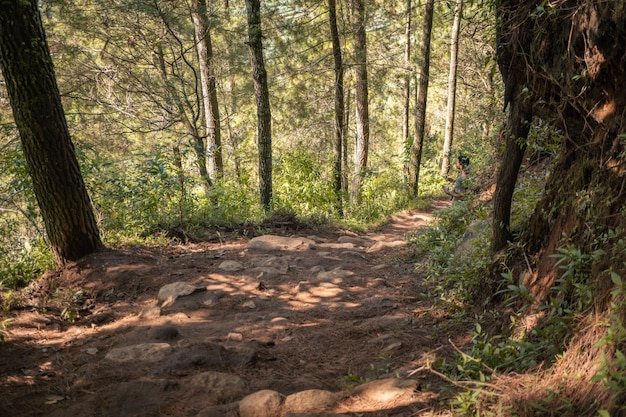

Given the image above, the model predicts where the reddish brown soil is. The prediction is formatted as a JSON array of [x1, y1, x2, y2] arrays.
[[0, 205, 472, 417]]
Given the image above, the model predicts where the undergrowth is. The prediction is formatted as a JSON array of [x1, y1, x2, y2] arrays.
[[444, 232, 626, 416], [408, 199, 492, 306]]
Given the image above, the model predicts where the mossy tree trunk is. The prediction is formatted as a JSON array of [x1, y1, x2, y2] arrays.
[[494, 0, 626, 292], [0, 0, 103, 265]]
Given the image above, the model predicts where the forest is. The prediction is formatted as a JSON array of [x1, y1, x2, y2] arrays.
[[1, 0, 625, 416]]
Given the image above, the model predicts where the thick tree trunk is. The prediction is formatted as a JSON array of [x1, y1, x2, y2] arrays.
[[440, 0, 463, 177], [191, 0, 223, 179], [351, 0, 369, 205], [0, 0, 103, 265], [408, 0, 434, 197], [245, 0, 273, 211], [492, 1, 626, 302], [329, 0, 344, 215]]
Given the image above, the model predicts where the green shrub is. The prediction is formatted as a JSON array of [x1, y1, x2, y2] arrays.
[[409, 201, 491, 305]]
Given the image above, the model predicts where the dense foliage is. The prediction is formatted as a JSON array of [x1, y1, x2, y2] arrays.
[[0, 0, 502, 286]]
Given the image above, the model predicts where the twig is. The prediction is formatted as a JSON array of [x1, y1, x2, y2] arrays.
[[524, 252, 533, 276], [449, 338, 497, 375], [427, 364, 504, 394]]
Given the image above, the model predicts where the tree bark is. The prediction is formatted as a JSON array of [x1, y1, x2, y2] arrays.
[[490, 0, 534, 254], [408, 0, 434, 197], [191, 0, 223, 179], [402, 0, 412, 153], [440, 0, 463, 177], [351, 0, 369, 205], [155, 43, 213, 192], [245, 0, 273, 211], [343, 85, 350, 197], [0, 0, 103, 265], [491, 98, 531, 253], [329, 0, 344, 215]]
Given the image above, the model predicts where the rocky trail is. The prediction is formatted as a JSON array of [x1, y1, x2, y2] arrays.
[[1, 205, 469, 417]]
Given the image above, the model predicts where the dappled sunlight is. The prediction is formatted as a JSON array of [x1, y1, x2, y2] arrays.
[[0, 210, 468, 416]]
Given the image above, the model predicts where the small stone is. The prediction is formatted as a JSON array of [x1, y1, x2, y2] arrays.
[[350, 378, 418, 403], [242, 300, 257, 309], [105, 343, 172, 363], [157, 282, 199, 304], [239, 390, 283, 417], [227, 332, 243, 342], [186, 371, 248, 404], [219, 260, 245, 272], [283, 389, 339, 413]]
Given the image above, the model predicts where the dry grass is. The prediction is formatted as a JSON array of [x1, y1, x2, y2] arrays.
[[466, 314, 617, 417]]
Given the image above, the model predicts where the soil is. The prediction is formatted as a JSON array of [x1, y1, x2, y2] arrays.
[[0, 202, 474, 417]]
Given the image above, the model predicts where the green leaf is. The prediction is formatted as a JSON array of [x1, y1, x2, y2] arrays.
[[611, 272, 622, 286]]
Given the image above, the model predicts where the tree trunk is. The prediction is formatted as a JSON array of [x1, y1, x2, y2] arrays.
[[490, 0, 534, 255], [440, 0, 463, 177], [351, 0, 369, 205], [245, 0, 273, 211], [155, 43, 213, 192], [408, 0, 434, 197], [402, 0, 412, 153], [343, 85, 350, 198], [191, 0, 223, 179], [329, 0, 344, 215], [0, 0, 103, 265], [491, 98, 531, 253]]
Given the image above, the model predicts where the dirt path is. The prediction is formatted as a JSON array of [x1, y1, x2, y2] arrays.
[[1, 206, 466, 417]]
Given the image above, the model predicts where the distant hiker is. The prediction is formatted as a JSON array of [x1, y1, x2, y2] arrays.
[[443, 155, 470, 201]]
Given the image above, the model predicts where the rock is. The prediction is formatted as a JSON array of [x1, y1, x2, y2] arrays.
[[225, 345, 258, 367], [454, 219, 490, 258], [349, 378, 418, 403], [249, 266, 285, 279], [285, 414, 350, 417], [219, 260, 245, 272], [250, 256, 290, 274], [283, 389, 339, 414], [246, 235, 316, 251], [186, 371, 248, 403], [239, 389, 283, 417], [157, 282, 202, 305], [105, 343, 173, 363], [366, 240, 406, 253], [227, 332, 243, 341], [314, 267, 354, 283]]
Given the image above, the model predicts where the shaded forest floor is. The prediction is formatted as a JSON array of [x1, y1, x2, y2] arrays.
[[0, 200, 482, 417]]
